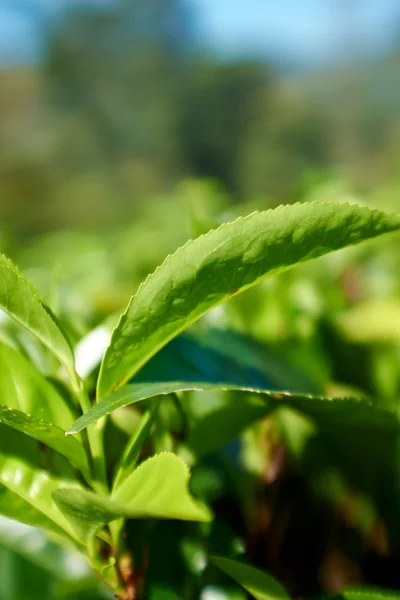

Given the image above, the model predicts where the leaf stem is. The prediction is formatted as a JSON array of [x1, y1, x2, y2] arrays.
[[69, 369, 108, 494]]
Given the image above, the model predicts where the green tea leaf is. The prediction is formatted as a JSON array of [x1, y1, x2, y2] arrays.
[[0, 406, 89, 476], [98, 202, 400, 398], [211, 556, 290, 600], [0, 486, 67, 536], [68, 381, 398, 436], [68, 381, 204, 434], [0, 255, 75, 377], [0, 343, 77, 430], [0, 425, 82, 542], [330, 588, 400, 600], [54, 453, 211, 540]]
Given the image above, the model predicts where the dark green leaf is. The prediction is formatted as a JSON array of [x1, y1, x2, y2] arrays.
[[211, 556, 290, 600]]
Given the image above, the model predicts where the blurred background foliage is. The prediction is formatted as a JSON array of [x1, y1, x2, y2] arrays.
[[2, 0, 400, 599], [1, 0, 400, 236]]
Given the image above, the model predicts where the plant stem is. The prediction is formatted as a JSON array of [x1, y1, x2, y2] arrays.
[[69, 369, 108, 494]]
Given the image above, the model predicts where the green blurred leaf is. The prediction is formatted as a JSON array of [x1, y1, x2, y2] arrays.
[[98, 202, 400, 398], [211, 556, 290, 600], [0, 486, 68, 536], [0, 425, 82, 541], [0, 516, 111, 600], [330, 588, 400, 600], [187, 392, 273, 457], [336, 299, 400, 342], [54, 453, 211, 541], [0, 255, 75, 378], [0, 343, 77, 430], [0, 406, 89, 477], [136, 327, 319, 393]]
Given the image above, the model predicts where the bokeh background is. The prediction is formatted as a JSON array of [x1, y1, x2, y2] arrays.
[[1, 0, 400, 236], [1, 2, 400, 600]]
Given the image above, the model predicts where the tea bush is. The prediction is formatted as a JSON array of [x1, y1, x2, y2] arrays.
[[0, 198, 400, 600]]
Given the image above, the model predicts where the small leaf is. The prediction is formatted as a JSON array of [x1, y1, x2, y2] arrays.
[[0, 406, 89, 476], [0, 255, 75, 377], [97, 202, 400, 398], [211, 556, 290, 600], [54, 453, 211, 540]]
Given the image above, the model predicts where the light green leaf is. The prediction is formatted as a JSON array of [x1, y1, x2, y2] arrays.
[[0, 255, 75, 378], [97, 202, 400, 398], [332, 589, 400, 600], [0, 406, 89, 477], [0, 425, 83, 543], [336, 299, 400, 343], [54, 453, 211, 540], [0, 486, 67, 536], [211, 556, 290, 600], [0, 343, 77, 430]]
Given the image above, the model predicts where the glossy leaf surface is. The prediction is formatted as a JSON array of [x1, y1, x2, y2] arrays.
[[98, 203, 400, 397]]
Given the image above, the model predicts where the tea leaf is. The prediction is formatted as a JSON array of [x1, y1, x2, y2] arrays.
[[0, 256, 75, 377], [0, 407, 89, 476], [98, 203, 400, 398], [54, 453, 211, 540], [0, 343, 77, 430], [68, 381, 399, 436], [211, 556, 290, 600], [0, 425, 83, 542]]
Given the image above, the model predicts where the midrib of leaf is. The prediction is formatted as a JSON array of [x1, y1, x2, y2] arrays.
[[97, 202, 400, 398]]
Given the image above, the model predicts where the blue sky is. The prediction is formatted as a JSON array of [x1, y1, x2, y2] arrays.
[[190, 0, 400, 65], [1, 0, 400, 67]]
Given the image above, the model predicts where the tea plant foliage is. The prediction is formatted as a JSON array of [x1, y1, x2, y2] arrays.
[[0, 255, 76, 381], [211, 556, 291, 600], [0, 201, 399, 598], [98, 202, 400, 398]]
